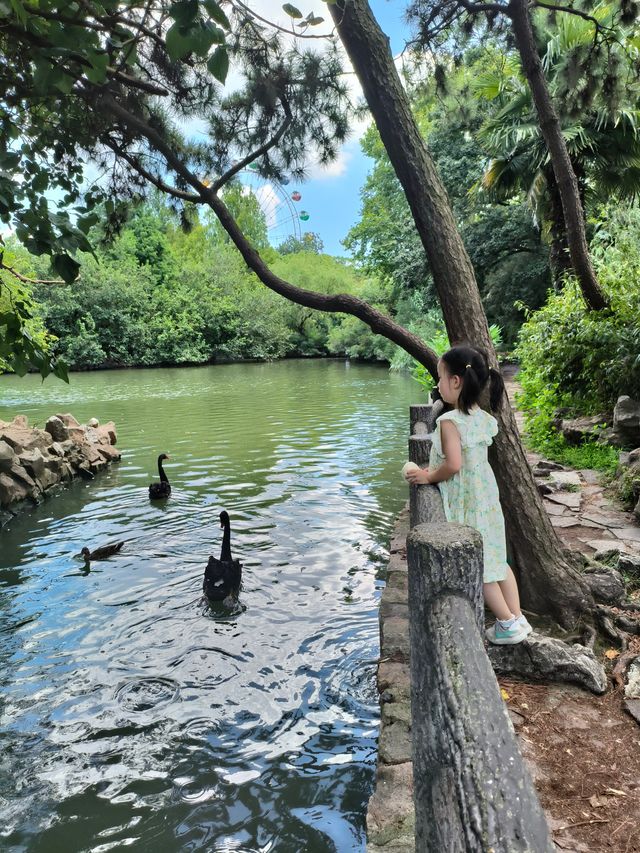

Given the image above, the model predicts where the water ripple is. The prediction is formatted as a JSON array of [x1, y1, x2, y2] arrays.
[[0, 360, 419, 852]]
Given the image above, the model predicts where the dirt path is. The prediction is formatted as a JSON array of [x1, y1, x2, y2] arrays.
[[502, 368, 640, 852]]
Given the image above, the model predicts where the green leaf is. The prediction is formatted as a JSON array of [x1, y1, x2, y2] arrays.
[[207, 46, 229, 83], [166, 22, 195, 60], [31, 170, 49, 193], [190, 21, 224, 56], [77, 212, 99, 233], [307, 15, 324, 25], [8, 0, 28, 25], [54, 72, 76, 94], [203, 0, 230, 29], [0, 150, 20, 168], [32, 59, 53, 94], [85, 49, 109, 83], [51, 254, 80, 282], [53, 359, 70, 383], [282, 3, 303, 18], [169, 0, 199, 26]]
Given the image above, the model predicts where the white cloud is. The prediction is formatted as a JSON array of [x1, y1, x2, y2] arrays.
[[306, 146, 352, 180]]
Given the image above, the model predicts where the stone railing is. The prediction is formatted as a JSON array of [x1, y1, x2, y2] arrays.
[[0, 413, 121, 525], [407, 403, 552, 851]]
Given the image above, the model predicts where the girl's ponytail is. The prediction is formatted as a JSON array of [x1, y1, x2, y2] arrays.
[[488, 367, 505, 411], [458, 362, 483, 415]]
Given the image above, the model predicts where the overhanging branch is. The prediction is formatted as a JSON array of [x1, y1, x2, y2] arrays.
[[532, 1, 605, 30], [212, 98, 294, 191], [99, 94, 439, 376], [0, 258, 63, 285], [106, 142, 201, 201]]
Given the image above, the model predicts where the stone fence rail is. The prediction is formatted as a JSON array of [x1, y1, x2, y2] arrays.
[[367, 403, 553, 852], [0, 413, 121, 525]]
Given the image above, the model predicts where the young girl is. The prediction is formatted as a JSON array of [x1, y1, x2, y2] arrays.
[[406, 344, 532, 645]]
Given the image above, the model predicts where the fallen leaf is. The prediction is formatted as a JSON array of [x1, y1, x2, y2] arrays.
[[501, 688, 510, 701], [605, 648, 620, 659], [605, 787, 626, 796]]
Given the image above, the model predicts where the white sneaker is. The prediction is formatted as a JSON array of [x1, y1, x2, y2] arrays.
[[514, 614, 533, 637], [485, 619, 530, 645]]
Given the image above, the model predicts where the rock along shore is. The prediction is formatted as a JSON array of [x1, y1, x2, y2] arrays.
[[0, 413, 121, 526]]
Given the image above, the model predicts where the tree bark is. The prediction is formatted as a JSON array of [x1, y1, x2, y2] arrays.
[[330, 0, 592, 625], [544, 165, 573, 288], [508, 0, 609, 311]]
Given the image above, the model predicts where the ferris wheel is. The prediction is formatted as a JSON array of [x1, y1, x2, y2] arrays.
[[239, 163, 310, 248]]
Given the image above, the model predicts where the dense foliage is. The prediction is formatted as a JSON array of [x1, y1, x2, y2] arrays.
[[515, 204, 640, 469], [344, 51, 551, 348], [0, 0, 348, 374], [1, 1, 639, 420], [475, 11, 640, 283], [11, 201, 379, 369]]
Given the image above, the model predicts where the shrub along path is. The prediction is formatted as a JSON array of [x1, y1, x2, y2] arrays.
[[504, 370, 640, 560], [501, 370, 640, 853]]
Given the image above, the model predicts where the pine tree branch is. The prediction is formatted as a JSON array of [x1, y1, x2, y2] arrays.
[[212, 99, 293, 191], [456, 0, 510, 14], [230, 0, 336, 40], [531, 2, 604, 30], [105, 143, 201, 201], [98, 94, 440, 375]]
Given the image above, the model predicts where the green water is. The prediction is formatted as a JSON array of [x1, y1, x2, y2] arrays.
[[0, 359, 419, 852]]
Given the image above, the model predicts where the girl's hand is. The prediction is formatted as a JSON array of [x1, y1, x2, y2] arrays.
[[406, 467, 431, 485]]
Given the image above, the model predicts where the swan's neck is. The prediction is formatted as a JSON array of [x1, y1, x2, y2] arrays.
[[158, 458, 168, 483], [220, 521, 232, 562]]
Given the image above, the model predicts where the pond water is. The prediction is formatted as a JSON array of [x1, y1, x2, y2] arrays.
[[0, 359, 419, 852]]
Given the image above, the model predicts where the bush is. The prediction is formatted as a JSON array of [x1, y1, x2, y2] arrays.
[[516, 281, 640, 414], [514, 204, 640, 472]]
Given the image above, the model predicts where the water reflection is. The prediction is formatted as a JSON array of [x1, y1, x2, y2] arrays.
[[0, 360, 419, 852]]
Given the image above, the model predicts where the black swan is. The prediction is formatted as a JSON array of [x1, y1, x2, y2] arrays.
[[81, 541, 124, 563], [203, 511, 242, 602], [149, 453, 171, 499]]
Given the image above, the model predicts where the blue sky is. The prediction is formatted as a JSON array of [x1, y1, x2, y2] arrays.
[[2, 3, 412, 259], [272, 0, 412, 256]]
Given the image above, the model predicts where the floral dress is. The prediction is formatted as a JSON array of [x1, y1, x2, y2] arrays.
[[429, 407, 509, 583]]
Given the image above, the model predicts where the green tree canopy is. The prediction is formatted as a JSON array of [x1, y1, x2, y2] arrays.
[[345, 52, 550, 344], [474, 6, 640, 281]]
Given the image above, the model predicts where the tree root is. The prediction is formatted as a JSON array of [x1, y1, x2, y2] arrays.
[[580, 624, 597, 650], [615, 615, 640, 634], [618, 602, 640, 613], [594, 603, 640, 688], [595, 605, 629, 651], [612, 649, 640, 689]]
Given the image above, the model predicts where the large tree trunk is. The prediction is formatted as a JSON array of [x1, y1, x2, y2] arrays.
[[508, 0, 609, 311], [330, 0, 593, 626], [544, 165, 573, 288]]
